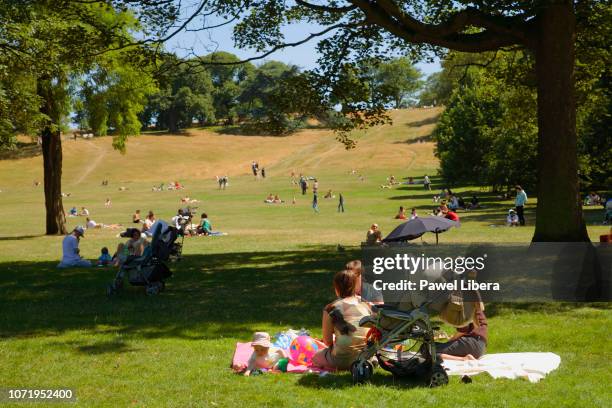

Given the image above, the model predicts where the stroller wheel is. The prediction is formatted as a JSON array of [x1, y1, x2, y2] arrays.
[[429, 365, 449, 388], [351, 360, 373, 385]]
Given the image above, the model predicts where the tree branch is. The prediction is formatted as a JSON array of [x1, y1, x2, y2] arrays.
[[349, 0, 530, 52], [295, 0, 357, 13]]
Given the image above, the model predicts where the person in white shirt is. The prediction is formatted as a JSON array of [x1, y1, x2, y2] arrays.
[[142, 211, 156, 236], [57, 226, 91, 268], [86, 217, 99, 229], [423, 175, 431, 190], [80, 207, 90, 216]]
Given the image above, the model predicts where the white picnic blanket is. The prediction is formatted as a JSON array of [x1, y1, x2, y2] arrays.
[[442, 352, 561, 383]]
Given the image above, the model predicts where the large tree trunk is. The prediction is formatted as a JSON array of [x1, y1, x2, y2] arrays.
[[38, 79, 67, 235], [532, 2, 589, 242]]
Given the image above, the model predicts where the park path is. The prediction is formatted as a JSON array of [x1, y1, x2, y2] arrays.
[[74, 141, 105, 185]]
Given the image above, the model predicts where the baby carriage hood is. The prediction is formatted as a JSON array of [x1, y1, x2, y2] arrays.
[[393, 267, 478, 327], [150, 220, 178, 262]]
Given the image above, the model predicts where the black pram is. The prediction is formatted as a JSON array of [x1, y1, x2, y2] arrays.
[[107, 220, 177, 296]]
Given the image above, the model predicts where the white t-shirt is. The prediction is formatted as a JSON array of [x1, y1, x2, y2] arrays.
[[144, 218, 155, 230], [61, 235, 81, 264], [82, 209, 89, 215], [86, 220, 96, 229]]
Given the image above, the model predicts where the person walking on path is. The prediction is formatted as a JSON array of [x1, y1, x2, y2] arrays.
[[424, 175, 431, 190], [261, 168, 266, 178], [300, 176, 308, 195], [312, 192, 320, 213], [338, 193, 345, 213], [514, 185, 528, 226]]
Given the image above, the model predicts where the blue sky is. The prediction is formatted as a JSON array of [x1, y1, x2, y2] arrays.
[[168, 18, 441, 76]]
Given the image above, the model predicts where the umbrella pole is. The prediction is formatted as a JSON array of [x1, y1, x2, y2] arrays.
[[436, 231, 439, 245]]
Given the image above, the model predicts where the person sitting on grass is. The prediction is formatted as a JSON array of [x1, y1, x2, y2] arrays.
[[410, 208, 418, 220], [79, 207, 89, 216], [97, 247, 112, 266], [366, 224, 382, 245], [507, 209, 519, 226], [264, 193, 275, 203], [68, 206, 78, 217], [346, 260, 384, 305], [448, 195, 459, 210], [468, 195, 480, 209], [312, 269, 372, 371], [57, 226, 91, 268], [237, 332, 288, 376], [132, 209, 142, 224], [114, 228, 148, 266], [395, 206, 407, 220], [142, 211, 156, 237], [324, 189, 334, 199], [273, 194, 284, 204], [197, 213, 212, 235], [443, 208, 460, 222], [436, 301, 487, 361], [439, 200, 449, 213], [197, 213, 226, 236]]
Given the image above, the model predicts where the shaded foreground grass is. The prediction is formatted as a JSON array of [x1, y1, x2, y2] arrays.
[[0, 249, 610, 407]]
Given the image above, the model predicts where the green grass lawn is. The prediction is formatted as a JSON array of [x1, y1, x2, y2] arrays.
[[0, 109, 610, 407]]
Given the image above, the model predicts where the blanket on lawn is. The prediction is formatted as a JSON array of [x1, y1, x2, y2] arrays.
[[442, 352, 561, 383], [231, 342, 328, 374]]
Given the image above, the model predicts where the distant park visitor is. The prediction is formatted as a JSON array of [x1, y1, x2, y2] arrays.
[[411, 208, 418, 219], [515, 185, 528, 226], [58, 226, 91, 268], [445, 209, 460, 222], [395, 206, 407, 220], [142, 211, 156, 236], [507, 209, 519, 226], [312, 192, 319, 213], [300, 176, 308, 195], [423, 175, 431, 190], [132, 210, 141, 224], [338, 193, 344, 213], [366, 224, 382, 245]]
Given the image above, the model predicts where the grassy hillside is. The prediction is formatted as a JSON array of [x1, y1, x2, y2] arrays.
[[0, 108, 610, 407]]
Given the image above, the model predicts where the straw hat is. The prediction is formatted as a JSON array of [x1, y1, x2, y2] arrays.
[[251, 332, 271, 348]]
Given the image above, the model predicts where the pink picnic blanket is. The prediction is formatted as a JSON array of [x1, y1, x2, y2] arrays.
[[231, 342, 328, 374]]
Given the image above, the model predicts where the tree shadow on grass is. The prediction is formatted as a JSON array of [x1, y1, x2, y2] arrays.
[[0, 248, 358, 341], [297, 371, 427, 390], [0, 234, 45, 241], [1, 247, 607, 344]]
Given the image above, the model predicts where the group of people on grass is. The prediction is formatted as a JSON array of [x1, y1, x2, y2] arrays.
[[238, 259, 487, 375], [58, 206, 223, 268]]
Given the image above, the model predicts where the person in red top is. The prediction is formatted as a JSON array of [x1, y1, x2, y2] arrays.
[[444, 209, 460, 222], [435, 302, 487, 361]]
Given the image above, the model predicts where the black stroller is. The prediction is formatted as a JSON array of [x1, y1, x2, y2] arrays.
[[106, 220, 178, 296], [351, 277, 479, 387]]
